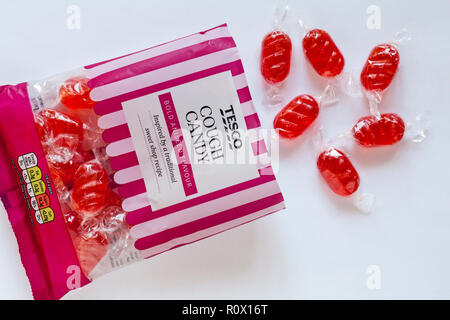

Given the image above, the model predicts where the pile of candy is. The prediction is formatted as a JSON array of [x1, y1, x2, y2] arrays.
[[261, 9, 416, 211], [33, 76, 129, 277]]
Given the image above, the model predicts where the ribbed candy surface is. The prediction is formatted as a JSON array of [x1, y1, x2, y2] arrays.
[[273, 94, 319, 139], [360, 43, 400, 93], [303, 29, 345, 77], [261, 31, 292, 84], [352, 113, 405, 147], [317, 147, 360, 196], [72, 160, 109, 215]]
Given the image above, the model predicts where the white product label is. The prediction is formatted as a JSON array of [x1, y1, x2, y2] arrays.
[[122, 71, 260, 210]]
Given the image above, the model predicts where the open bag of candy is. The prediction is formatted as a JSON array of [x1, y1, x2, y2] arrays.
[[0, 24, 285, 299]]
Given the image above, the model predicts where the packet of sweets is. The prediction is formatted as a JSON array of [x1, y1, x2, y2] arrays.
[[0, 24, 285, 299]]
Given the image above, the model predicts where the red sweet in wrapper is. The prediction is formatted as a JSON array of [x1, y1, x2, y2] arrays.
[[60, 77, 96, 110], [34, 113, 49, 140], [303, 29, 345, 78], [64, 210, 82, 239], [261, 31, 292, 84], [317, 147, 360, 196], [107, 189, 123, 208], [360, 43, 400, 93], [37, 109, 84, 141], [72, 160, 109, 215], [74, 235, 108, 276], [352, 113, 405, 147], [273, 94, 319, 139], [50, 149, 94, 188], [34, 109, 94, 190]]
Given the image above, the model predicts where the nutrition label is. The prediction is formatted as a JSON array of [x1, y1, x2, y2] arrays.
[[18, 152, 54, 225]]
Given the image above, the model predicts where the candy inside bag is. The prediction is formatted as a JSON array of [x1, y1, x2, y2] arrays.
[[31, 71, 137, 280]]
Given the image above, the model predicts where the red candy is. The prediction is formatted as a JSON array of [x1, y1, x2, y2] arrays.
[[60, 77, 95, 110], [48, 149, 94, 189], [36, 109, 84, 140], [35, 109, 88, 191], [72, 160, 109, 215], [101, 205, 127, 232], [261, 31, 292, 84], [75, 215, 109, 275], [64, 210, 82, 239], [317, 147, 360, 196], [274, 94, 319, 139], [79, 215, 106, 241], [353, 113, 405, 147], [33, 103, 120, 275], [303, 29, 345, 78], [361, 43, 400, 93], [34, 113, 49, 140], [74, 235, 108, 276], [107, 190, 123, 208]]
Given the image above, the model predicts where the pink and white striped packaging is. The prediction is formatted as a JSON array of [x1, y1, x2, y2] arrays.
[[0, 23, 285, 299], [91, 23, 285, 258]]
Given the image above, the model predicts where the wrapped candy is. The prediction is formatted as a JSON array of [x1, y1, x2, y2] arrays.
[[261, 32, 292, 85], [352, 113, 405, 147], [0, 24, 284, 299], [302, 29, 345, 78], [48, 149, 94, 190], [71, 160, 109, 215], [64, 210, 82, 239], [273, 94, 319, 139], [59, 77, 96, 110], [273, 86, 338, 139], [36, 109, 84, 141], [32, 87, 116, 279], [313, 127, 374, 214], [360, 30, 411, 115], [260, 4, 292, 104], [298, 19, 359, 98], [317, 147, 360, 197], [351, 112, 430, 147], [360, 44, 399, 94], [73, 235, 108, 276]]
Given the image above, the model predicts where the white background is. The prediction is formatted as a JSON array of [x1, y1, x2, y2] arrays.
[[0, 0, 449, 299]]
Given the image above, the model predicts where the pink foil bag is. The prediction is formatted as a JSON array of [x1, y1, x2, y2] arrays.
[[0, 24, 285, 299]]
